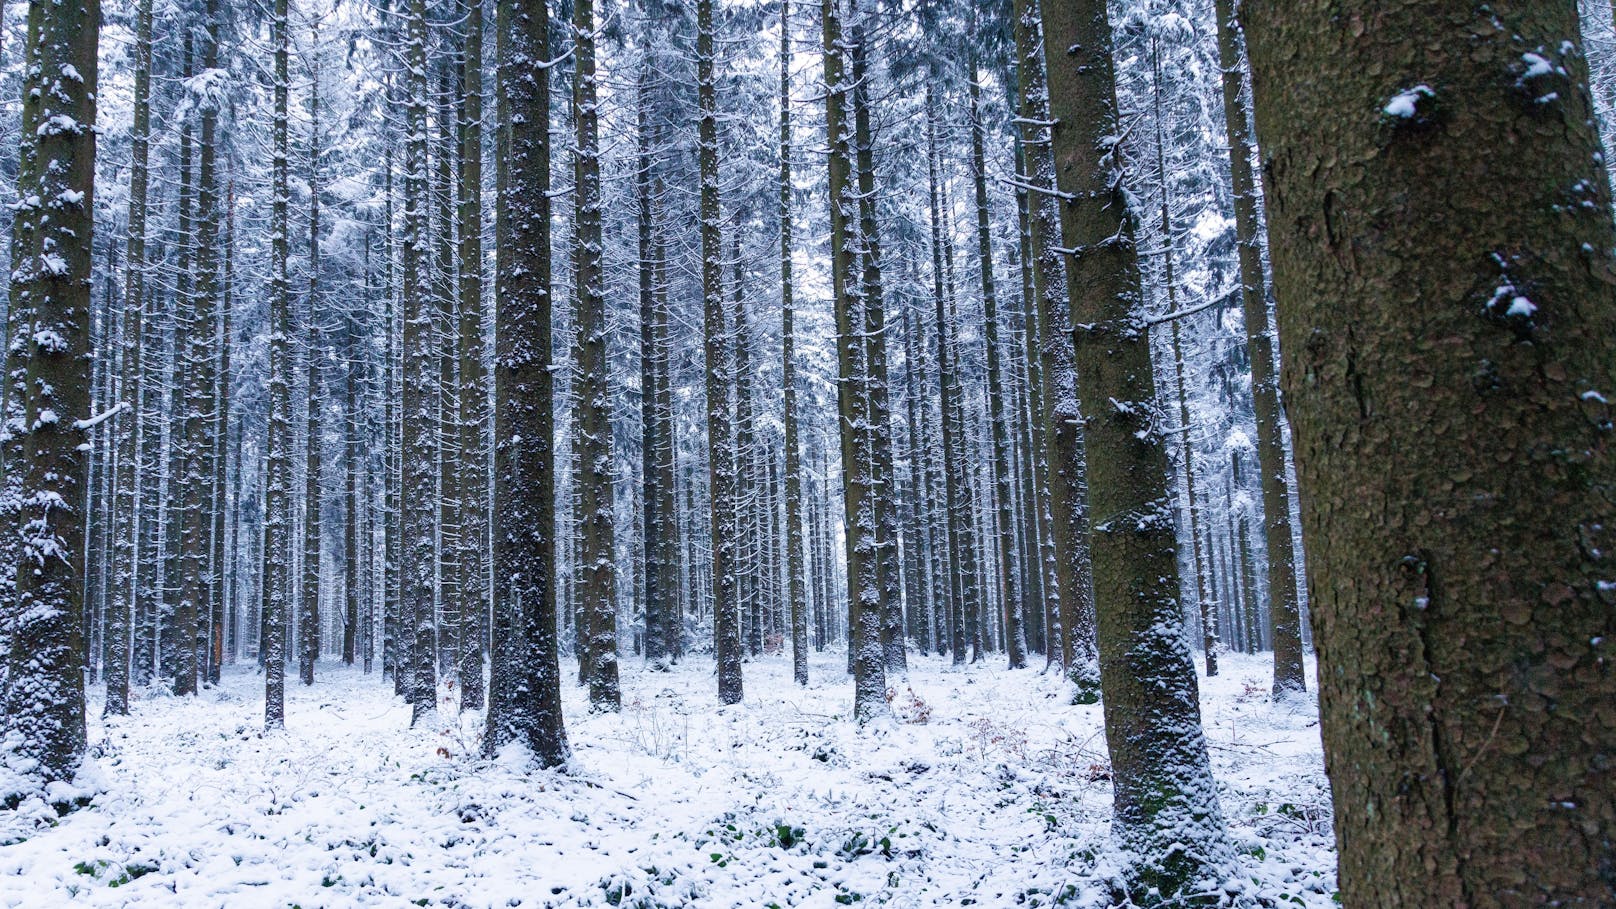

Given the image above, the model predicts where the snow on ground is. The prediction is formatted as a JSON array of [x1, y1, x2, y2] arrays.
[[0, 651, 1334, 907]]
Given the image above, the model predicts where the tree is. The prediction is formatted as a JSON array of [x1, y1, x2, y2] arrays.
[[823, 0, 887, 721], [1010, 0, 1099, 699], [1241, 1, 1616, 902], [699, 0, 743, 707], [1209, 0, 1302, 697], [0, 0, 101, 799], [456, 0, 488, 712], [401, 0, 438, 726], [779, 0, 808, 688], [264, 0, 294, 731], [1041, 0, 1234, 898], [573, 0, 619, 713], [106, 0, 157, 718], [966, 56, 1025, 670], [301, 67, 324, 687], [486, 0, 567, 765]]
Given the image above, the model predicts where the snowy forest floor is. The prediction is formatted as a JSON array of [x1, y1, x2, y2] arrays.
[[1, 651, 1334, 908]]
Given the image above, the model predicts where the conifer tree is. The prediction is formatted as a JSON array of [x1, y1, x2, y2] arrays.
[[1043, 0, 1234, 897], [1243, 1, 1616, 901], [0, 0, 101, 795]]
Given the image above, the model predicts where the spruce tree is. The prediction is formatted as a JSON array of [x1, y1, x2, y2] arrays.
[[1042, 0, 1234, 897], [1242, 1, 1616, 901]]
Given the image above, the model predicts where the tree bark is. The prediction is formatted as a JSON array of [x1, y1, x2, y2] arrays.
[[1042, 0, 1234, 896], [779, 0, 808, 686], [0, 0, 99, 794], [1011, 0, 1099, 699], [486, 0, 566, 765], [1209, 0, 1302, 697], [1241, 2, 1616, 903]]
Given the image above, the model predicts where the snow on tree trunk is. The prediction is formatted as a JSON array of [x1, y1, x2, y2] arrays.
[[0, 0, 100, 803], [1042, 0, 1235, 898], [1243, 1, 1616, 902]]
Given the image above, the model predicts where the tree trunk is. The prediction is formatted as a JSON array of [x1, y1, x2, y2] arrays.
[[301, 69, 323, 688], [698, 0, 743, 707], [823, 0, 887, 721], [0, 0, 99, 796], [1042, 0, 1234, 897], [1241, 2, 1616, 903], [263, 0, 292, 729], [401, 0, 438, 725], [486, 0, 566, 765], [779, 0, 807, 686], [456, 0, 488, 711], [572, 0, 619, 713], [1209, 0, 1302, 697], [968, 60, 1027, 671], [106, 0, 155, 718], [1011, 0, 1099, 699]]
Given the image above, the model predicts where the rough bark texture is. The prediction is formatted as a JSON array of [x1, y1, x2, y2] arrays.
[[263, 0, 291, 730], [1241, 2, 1616, 904], [0, 0, 99, 793], [456, 0, 488, 712], [698, 0, 743, 707], [636, 59, 669, 671], [401, 0, 438, 726], [1042, 0, 1233, 898], [1011, 0, 1100, 699], [572, 0, 619, 714], [825, 0, 889, 721], [486, 0, 567, 766], [781, 0, 808, 688], [107, 0, 156, 718]]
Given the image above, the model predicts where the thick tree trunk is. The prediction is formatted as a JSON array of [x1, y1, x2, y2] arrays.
[[486, 0, 566, 765], [0, 0, 99, 795], [1241, 2, 1616, 903]]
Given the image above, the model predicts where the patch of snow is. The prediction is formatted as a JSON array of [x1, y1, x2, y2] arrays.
[[0, 653, 1334, 908], [1383, 84, 1434, 119]]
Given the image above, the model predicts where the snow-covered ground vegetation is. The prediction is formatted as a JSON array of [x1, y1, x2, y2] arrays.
[[1, 652, 1332, 908]]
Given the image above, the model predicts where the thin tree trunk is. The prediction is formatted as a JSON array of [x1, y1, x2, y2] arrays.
[[456, 0, 487, 711], [823, 0, 887, 720], [780, 0, 808, 687], [300, 69, 323, 688], [967, 59, 1027, 670], [401, 0, 439, 725], [1010, 0, 1099, 699], [106, 0, 155, 718], [573, 0, 619, 713], [699, 0, 743, 707], [1042, 0, 1233, 895], [1209, 0, 1301, 697]]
